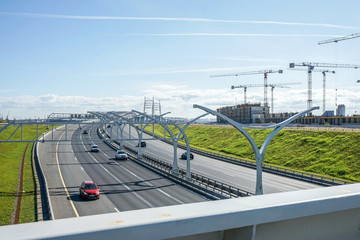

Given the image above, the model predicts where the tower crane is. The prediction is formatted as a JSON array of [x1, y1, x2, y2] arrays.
[[231, 82, 300, 114], [267, 83, 301, 114], [289, 62, 360, 113], [211, 69, 283, 108], [318, 32, 360, 45], [289, 68, 335, 112], [231, 84, 263, 105]]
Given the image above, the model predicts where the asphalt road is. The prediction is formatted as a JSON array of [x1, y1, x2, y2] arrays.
[[115, 125, 321, 194], [37, 124, 206, 220]]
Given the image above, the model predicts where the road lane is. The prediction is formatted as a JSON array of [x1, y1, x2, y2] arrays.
[[116, 125, 321, 194], [71, 125, 206, 212], [38, 125, 119, 219], [38, 126, 77, 219]]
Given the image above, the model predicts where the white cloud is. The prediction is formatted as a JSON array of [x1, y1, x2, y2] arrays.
[[0, 94, 143, 119], [0, 12, 356, 29], [1, 85, 360, 119]]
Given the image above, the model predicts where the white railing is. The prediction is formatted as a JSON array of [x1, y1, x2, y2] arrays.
[[1, 183, 360, 240]]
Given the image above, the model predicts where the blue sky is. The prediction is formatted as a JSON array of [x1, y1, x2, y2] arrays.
[[1, 0, 360, 119]]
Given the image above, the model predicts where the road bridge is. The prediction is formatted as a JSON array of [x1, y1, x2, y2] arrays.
[[1, 107, 357, 239], [1, 183, 359, 239]]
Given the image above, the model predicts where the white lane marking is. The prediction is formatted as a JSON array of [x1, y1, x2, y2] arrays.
[[97, 139, 184, 204], [56, 132, 80, 218], [92, 126, 185, 203], [114, 208, 119, 212], [106, 127, 185, 204], [80, 167, 84, 171], [120, 163, 184, 204], [80, 131, 153, 208]]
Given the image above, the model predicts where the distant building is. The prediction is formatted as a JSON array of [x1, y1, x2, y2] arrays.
[[322, 111, 335, 117], [336, 104, 346, 117], [216, 103, 270, 124], [216, 103, 360, 125]]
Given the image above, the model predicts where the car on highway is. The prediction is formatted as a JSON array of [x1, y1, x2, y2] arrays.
[[79, 181, 100, 200], [91, 144, 99, 152], [82, 129, 88, 134], [136, 141, 146, 147], [115, 150, 128, 160], [180, 152, 194, 160]]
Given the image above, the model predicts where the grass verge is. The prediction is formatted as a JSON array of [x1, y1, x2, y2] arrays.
[[0, 124, 51, 226], [146, 124, 360, 182]]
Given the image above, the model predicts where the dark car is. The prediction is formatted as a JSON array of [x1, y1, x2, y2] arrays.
[[180, 152, 194, 160], [136, 141, 146, 147], [79, 181, 100, 200], [82, 129, 88, 134]]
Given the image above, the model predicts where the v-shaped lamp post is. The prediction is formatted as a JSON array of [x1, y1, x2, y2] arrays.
[[193, 104, 319, 195]]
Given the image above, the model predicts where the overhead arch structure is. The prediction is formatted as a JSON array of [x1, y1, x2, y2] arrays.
[[131, 110, 181, 172], [165, 113, 210, 179], [108, 111, 137, 149], [193, 104, 319, 195], [130, 111, 171, 157], [132, 110, 210, 179]]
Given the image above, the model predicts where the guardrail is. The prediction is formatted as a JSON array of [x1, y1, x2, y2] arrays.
[[33, 141, 53, 221], [143, 129, 354, 186], [135, 153, 251, 198], [98, 127, 252, 199]]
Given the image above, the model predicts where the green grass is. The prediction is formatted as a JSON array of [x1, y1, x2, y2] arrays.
[[19, 143, 36, 224], [146, 125, 360, 182], [0, 124, 50, 226]]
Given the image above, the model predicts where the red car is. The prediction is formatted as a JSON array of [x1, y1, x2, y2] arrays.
[[79, 181, 100, 200]]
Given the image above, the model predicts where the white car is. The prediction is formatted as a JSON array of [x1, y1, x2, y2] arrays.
[[115, 150, 128, 160], [91, 145, 99, 152]]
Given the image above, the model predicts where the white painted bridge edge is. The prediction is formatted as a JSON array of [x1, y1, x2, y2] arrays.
[[2, 183, 360, 240]]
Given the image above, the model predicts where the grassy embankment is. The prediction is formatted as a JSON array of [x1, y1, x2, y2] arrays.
[[146, 125, 360, 182], [0, 124, 50, 226]]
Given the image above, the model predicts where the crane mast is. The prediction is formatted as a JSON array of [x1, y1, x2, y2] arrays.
[[289, 62, 360, 114], [211, 69, 283, 108], [231, 82, 300, 114], [231, 84, 262, 105], [289, 67, 335, 112]]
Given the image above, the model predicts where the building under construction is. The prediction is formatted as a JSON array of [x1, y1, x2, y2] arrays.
[[217, 103, 270, 124], [216, 103, 360, 125]]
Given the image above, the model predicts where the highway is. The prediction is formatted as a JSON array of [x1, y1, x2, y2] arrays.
[[117, 125, 321, 194], [37, 125, 206, 219]]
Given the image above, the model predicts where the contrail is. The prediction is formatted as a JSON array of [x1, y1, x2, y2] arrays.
[[0, 12, 356, 29], [117, 33, 343, 37]]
